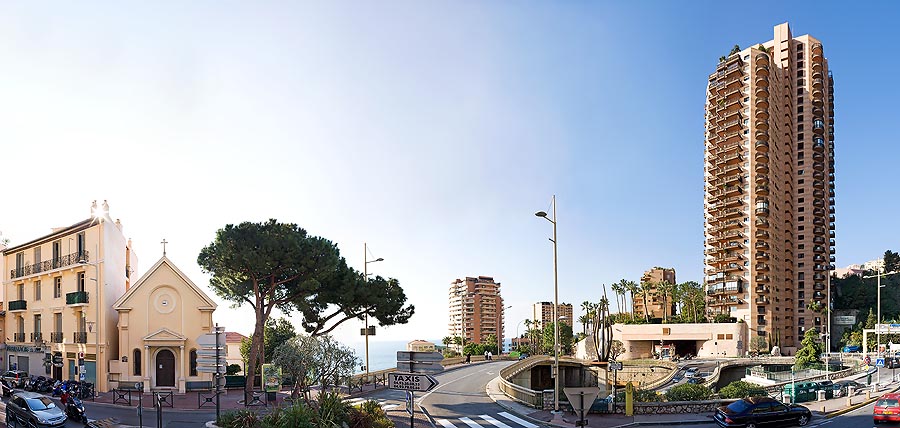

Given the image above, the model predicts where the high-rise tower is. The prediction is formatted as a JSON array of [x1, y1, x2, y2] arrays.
[[704, 23, 835, 351], [447, 276, 505, 352]]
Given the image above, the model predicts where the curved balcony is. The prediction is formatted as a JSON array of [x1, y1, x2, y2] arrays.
[[812, 97, 823, 107], [813, 211, 825, 220], [813, 246, 825, 254], [812, 49, 823, 62], [813, 217, 825, 226], [812, 61, 822, 72], [756, 285, 770, 294], [756, 229, 770, 239], [755, 296, 770, 305], [756, 252, 770, 260], [756, 184, 769, 196], [755, 175, 768, 186], [755, 274, 770, 282], [813, 120, 825, 134], [813, 151, 824, 162], [756, 151, 769, 163], [755, 140, 769, 152], [812, 69, 823, 80], [755, 74, 769, 86], [756, 64, 769, 77], [812, 87, 824, 99], [755, 207, 770, 216], [813, 292, 826, 300], [814, 236, 825, 245], [755, 53, 769, 66], [755, 130, 769, 141], [756, 108, 769, 120], [755, 163, 769, 174], [813, 161, 824, 171], [755, 85, 769, 98], [812, 43, 822, 54], [813, 139, 825, 152], [814, 255, 826, 263], [756, 97, 769, 108], [813, 180, 825, 189], [755, 242, 770, 250], [813, 190, 825, 200], [755, 218, 769, 228], [813, 78, 823, 89], [813, 198, 825, 208], [814, 283, 826, 291], [756, 263, 770, 272], [813, 171, 825, 180]]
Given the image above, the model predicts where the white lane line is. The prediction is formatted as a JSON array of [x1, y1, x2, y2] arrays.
[[382, 404, 399, 410], [459, 417, 485, 427], [479, 414, 513, 427], [498, 412, 538, 428], [437, 419, 458, 427], [418, 368, 491, 402]]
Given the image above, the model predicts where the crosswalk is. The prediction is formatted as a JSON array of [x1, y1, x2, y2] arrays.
[[344, 397, 401, 411], [436, 412, 540, 428]]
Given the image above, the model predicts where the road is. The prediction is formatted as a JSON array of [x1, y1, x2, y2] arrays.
[[3, 395, 216, 427], [361, 360, 542, 428]]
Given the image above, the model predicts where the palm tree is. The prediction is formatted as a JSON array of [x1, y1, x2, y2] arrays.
[[657, 281, 674, 323], [581, 301, 593, 334], [625, 280, 639, 322], [639, 281, 652, 322], [442, 336, 452, 354], [611, 281, 625, 315]]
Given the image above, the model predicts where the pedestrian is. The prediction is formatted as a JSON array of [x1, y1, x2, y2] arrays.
[[484, 350, 488, 360], [465, 353, 471, 364]]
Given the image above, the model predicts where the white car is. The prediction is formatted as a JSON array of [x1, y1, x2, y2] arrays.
[[685, 367, 698, 377]]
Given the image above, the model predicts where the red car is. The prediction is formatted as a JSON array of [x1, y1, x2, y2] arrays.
[[874, 393, 900, 424]]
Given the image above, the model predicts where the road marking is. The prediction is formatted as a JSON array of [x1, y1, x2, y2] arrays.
[[498, 412, 538, 428], [459, 417, 484, 427], [382, 404, 399, 410], [437, 419, 458, 427], [480, 414, 513, 427], [418, 368, 491, 402]]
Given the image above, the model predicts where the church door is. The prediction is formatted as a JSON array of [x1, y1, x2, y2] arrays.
[[156, 350, 176, 387]]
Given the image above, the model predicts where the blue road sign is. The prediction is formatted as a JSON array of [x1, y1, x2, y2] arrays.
[[877, 357, 886, 368]]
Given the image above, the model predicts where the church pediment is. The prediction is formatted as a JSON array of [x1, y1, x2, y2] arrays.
[[143, 327, 186, 342]]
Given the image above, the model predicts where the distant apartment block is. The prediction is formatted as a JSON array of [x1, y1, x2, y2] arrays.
[[447, 276, 505, 352], [704, 23, 836, 350], [532, 301, 573, 330], [633, 267, 677, 320]]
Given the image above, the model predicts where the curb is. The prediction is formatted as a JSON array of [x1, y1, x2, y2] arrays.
[[607, 420, 712, 428], [485, 377, 557, 427], [825, 383, 900, 418]]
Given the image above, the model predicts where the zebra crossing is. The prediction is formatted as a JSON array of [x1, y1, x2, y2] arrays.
[[436, 412, 540, 428], [344, 397, 401, 411]]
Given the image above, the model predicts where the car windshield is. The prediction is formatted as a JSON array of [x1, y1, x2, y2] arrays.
[[25, 397, 55, 411], [727, 400, 751, 413], [877, 399, 899, 407]]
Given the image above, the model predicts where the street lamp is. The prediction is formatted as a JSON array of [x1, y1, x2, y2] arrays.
[[497, 305, 512, 356], [78, 201, 105, 393], [863, 268, 900, 355], [535, 195, 560, 413], [363, 243, 384, 382]]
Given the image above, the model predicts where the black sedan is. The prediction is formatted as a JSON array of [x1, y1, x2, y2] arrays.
[[715, 396, 811, 428]]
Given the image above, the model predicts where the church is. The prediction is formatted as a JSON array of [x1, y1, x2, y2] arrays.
[[110, 255, 218, 393]]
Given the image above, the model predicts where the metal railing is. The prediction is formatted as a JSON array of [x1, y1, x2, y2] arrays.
[[13, 333, 24, 342], [10, 251, 89, 279], [66, 291, 89, 305], [74, 332, 88, 343], [50, 332, 64, 343]]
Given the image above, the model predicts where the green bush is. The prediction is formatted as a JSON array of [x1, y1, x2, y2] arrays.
[[615, 388, 663, 402], [665, 383, 712, 402], [349, 400, 394, 428], [216, 393, 394, 428], [718, 381, 767, 399]]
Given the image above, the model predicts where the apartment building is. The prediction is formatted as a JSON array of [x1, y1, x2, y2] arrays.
[[2, 201, 138, 392], [532, 301, 574, 330], [633, 267, 677, 320], [447, 276, 505, 352], [704, 23, 836, 351]]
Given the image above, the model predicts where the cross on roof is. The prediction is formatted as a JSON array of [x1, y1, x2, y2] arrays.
[[161, 239, 168, 257]]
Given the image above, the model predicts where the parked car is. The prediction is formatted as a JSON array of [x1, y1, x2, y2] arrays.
[[2, 370, 29, 388], [834, 380, 865, 397], [5, 391, 67, 427], [714, 396, 811, 428], [886, 357, 900, 369], [687, 376, 705, 385], [517, 353, 529, 361], [842, 345, 861, 353], [875, 393, 900, 424]]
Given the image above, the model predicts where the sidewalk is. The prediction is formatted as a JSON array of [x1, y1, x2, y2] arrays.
[[484, 367, 900, 428]]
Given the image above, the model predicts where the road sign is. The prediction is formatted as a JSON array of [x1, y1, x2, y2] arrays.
[[388, 372, 439, 392], [197, 349, 227, 357], [397, 351, 444, 363], [877, 357, 886, 368], [397, 361, 444, 374], [565, 387, 599, 427], [406, 391, 413, 415], [866, 356, 872, 365], [197, 333, 226, 348], [609, 361, 623, 371]]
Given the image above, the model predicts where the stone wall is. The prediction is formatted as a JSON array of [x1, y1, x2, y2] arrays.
[[613, 399, 737, 414]]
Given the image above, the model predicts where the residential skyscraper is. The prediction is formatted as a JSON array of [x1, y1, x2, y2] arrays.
[[447, 276, 505, 352], [634, 267, 677, 320], [532, 301, 574, 330], [704, 23, 835, 351]]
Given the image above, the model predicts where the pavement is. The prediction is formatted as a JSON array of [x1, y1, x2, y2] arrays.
[[484, 364, 900, 428]]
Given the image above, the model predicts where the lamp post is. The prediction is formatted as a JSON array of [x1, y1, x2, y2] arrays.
[[863, 268, 900, 356], [497, 305, 511, 356], [535, 195, 560, 413], [78, 201, 106, 395], [363, 243, 384, 382]]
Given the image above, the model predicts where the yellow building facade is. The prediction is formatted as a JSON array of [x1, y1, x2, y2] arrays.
[[1, 201, 137, 392], [112, 256, 217, 393]]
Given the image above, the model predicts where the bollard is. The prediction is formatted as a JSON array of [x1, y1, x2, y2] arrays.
[[817, 390, 826, 402], [847, 397, 852, 406], [867, 391, 871, 400]]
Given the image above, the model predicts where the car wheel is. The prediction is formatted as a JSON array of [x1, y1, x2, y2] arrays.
[[746, 423, 757, 428], [798, 414, 810, 426]]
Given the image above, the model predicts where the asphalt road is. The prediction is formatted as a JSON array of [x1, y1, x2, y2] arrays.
[[3, 395, 216, 428]]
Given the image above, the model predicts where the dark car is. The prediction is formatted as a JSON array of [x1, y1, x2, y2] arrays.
[[886, 358, 900, 369], [6, 391, 67, 427], [715, 396, 811, 428], [687, 376, 705, 385], [834, 380, 865, 397], [2, 370, 29, 388]]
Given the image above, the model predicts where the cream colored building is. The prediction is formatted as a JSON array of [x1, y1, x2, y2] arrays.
[[112, 256, 217, 393], [583, 323, 749, 360], [704, 23, 835, 351], [225, 332, 247, 374], [1, 201, 137, 392], [532, 301, 573, 330], [406, 340, 436, 352]]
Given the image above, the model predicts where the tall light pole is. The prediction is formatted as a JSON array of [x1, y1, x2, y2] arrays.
[[863, 268, 900, 355], [535, 195, 560, 413], [78, 201, 106, 394], [363, 243, 384, 382], [497, 305, 511, 355]]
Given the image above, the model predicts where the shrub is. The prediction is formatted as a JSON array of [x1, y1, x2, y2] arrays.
[[226, 364, 242, 375], [615, 388, 663, 402], [317, 390, 350, 427], [718, 381, 767, 399], [219, 409, 261, 428], [665, 383, 712, 402]]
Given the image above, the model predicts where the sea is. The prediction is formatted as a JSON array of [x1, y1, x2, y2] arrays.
[[347, 338, 513, 374]]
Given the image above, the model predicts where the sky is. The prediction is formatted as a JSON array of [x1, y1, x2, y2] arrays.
[[2, 1, 900, 353]]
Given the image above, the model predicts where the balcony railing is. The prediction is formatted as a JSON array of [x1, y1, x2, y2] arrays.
[[66, 291, 89, 305], [10, 250, 89, 279], [13, 333, 25, 342], [74, 332, 88, 344], [31, 332, 43, 343], [8, 300, 27, 311], [50, 332, 64, 343]]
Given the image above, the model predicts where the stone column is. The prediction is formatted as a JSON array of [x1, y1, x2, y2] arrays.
[[179, 345, 186, 393], [144, 345, 151, 391]]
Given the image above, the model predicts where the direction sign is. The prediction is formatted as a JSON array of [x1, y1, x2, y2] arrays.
[[397, 361, 444, 374], [397, 351, 444, 363], [609, 361, 623, 371], [197, 349, 227, 357], [388, 372, 439, 392], [877, 357, 886, 368], [197, 333, 226, 348]]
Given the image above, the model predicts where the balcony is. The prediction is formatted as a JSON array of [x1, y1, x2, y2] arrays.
[[8, 300, 27, 311], [755, 207, 769, 216], [755, 85, 769, 98], [756, 285, 770, 294], [756, 275, 770, 282], [755, 297, 770, 305], [74, 332, 88, 344], [50, 332, 64, 343], [756, 64, 769, 77], [755, 53, 769, 66], [756, 230, 769, 239], [755, 140, 769, 152], [812, 43, 822, 54], [756, 218, 769, 228], [813, 141, 825, 152], [814, 283, 826, 291], [814, 236, 825, 244], [30, 332, 43, 343], [755, 242, 770, 250], [756, 184, 769, 196], [813, 246, 825, 253], [756, 263, 770, 272], [755, 163, 768, 174], [813, 180, 825, 189], [756, 97, 769, 109], [813, 161, 824, 171], [9, 250, 90, 280], [813, 78, 823, 89], [13, 333, 25, 342], [756, 119, 769, 131], [756, 252, 770, 260], [66, 291, 89, 306]]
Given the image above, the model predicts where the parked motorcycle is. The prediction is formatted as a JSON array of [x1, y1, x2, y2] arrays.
[[64, 395, 88, 424], [0, 379, 13, 397]]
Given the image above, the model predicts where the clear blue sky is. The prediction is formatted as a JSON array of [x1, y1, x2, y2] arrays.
[[1, 1, 899, 348]]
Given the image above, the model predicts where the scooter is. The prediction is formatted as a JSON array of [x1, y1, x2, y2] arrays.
[[64, 396, 88, 424], [0, 379, 13, 397]]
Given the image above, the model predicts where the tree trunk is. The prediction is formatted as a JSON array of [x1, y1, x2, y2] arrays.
[[246, 309, 266, 396]]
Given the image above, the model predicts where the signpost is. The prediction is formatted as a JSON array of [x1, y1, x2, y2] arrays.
[[609, 360, 622, 412], [391, 351, 443, 428], [196, 325, 226, 423], [564, 387, 600, 427]]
